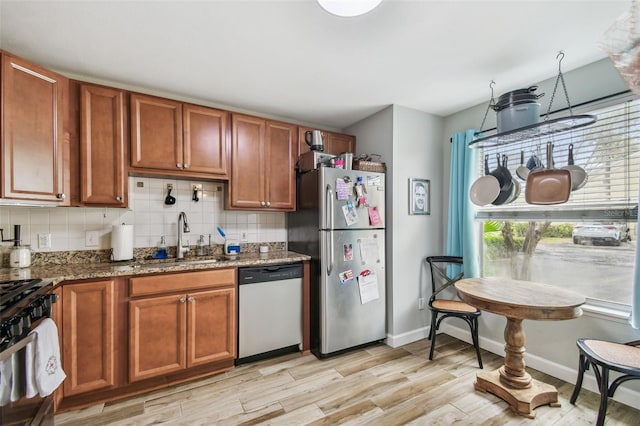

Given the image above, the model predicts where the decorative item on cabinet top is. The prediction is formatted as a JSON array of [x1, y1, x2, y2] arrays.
[[469, 52, 597, 149], [352, 153, 386, 173]]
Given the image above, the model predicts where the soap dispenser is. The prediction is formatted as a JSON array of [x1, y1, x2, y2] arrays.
[[197, 234, 206, 256], [156, 236, 168, 259]]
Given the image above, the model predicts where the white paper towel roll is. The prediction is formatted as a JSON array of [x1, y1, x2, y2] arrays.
[[111, 224, 134, 261]]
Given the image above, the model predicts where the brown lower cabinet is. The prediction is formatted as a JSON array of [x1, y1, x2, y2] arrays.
[[129, 287, 236, 382], [62, 279, 117, 396], [56, 269, 237, 412]]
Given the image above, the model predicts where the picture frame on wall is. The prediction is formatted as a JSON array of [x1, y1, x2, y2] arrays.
[[409, 178, 430, 215]]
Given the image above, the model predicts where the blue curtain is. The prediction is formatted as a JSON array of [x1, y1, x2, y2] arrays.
[[631, 188, 640, 329], [447, 130, 480, 278]]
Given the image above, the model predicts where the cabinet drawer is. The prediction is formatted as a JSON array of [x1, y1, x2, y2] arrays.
[[130, 269, 236, 297]]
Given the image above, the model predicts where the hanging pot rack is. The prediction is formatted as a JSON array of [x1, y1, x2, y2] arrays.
[[469, 52, 597, 149]]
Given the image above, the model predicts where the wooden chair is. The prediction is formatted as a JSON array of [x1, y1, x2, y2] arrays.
[[570, 338, 640, 426], [425, 256, 482, 368]]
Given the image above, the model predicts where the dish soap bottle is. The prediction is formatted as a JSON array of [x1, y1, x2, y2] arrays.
[[156, 236, 167, 259], [197, 234, 206, 256]]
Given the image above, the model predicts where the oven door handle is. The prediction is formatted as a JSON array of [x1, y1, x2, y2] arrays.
[[0, 333, 35, 362]]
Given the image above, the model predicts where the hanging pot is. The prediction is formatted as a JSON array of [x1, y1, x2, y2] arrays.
[[525, 142, 572, 205], [489, 154, 513, 191], [561, 143, 588, 191], [493, 86, 545, 110], [470, 155, 500, 206]]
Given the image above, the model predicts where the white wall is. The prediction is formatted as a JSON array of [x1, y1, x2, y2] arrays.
[[442, 58, 640, 408], [0, 177, 286, 253], [346, 105, 445, 345]]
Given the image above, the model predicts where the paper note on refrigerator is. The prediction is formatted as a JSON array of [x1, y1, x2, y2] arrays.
[[358, 272, 379, 304], [336, 179, 350, 200], [358, 238, 379, 265], [342, 204, 358, 226]]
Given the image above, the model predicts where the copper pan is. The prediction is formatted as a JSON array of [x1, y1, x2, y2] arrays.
[[525, 142, 571, 205]]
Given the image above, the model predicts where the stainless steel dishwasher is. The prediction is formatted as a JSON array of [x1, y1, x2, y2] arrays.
[[236, 263, 303, 364]]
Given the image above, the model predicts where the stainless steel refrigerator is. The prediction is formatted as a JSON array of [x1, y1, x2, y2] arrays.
[[288, 167, 386, 357]]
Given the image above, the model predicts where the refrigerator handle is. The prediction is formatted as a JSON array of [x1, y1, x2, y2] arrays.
[[325, 183, 334, 276], [325, 183, 334, 230]]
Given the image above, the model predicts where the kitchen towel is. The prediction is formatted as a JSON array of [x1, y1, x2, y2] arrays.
[[29, 318, 66, 397], [0, 353, 12, 406], [24, 340, 37, 398], [111, 224, 134, 261], [10, 351, 23, 401]]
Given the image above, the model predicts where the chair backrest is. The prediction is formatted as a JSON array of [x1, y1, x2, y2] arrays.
[[425, 256, 464, 301]]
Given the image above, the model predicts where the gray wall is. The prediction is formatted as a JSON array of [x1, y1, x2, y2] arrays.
[[346, 105, 444, 345]]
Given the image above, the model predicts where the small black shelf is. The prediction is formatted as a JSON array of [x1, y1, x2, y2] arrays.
[[469, 114, 597, 149]]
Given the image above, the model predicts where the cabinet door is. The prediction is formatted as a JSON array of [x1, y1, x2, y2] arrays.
[[183, 104, 229, 177], [129, 294, 187, 382], [230, 114, 265, 209], [130, 93, 183, 171], [297, 127, 356, 156], [1, 54, 66, 202], [80, 84, 127, 206], [265, 120, 297, 210], [325, 132, 356, 155], [62, 280, 116, 396], [187, 288, 236, 367]]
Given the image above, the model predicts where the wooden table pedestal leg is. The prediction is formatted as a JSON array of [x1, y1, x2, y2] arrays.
[[474, 317, 560, 418]]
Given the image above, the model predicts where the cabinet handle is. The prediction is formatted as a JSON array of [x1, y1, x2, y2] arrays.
[[176, 163, 183, 169], [266, 201, 271, 207], [183, 164, 190, 169], [260, 201, 266, 207], [179, 297, 186, 303], [116, 196, 122, 202], [187, 296, 194, 302], [56, 193, 65, 200]]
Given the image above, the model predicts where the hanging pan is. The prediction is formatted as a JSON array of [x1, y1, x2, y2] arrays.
[[525, 142, 571, 205], [516, 150, 530, 180], [492, 156, 515, 205], [561, 143, 588, 191], [470, 155, 501, 206]]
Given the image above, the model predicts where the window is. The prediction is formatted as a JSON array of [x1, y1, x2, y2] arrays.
[[475, 95, 640, 307]]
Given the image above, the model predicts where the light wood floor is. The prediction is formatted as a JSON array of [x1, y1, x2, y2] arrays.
[[54, 335, 640, 425]]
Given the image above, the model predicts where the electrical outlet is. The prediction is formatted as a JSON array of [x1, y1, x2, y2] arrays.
[[418, 297, 425, 310], [38, 233, 52, 249], [85, 231, 99, 247], [240, 231, 248, 242]]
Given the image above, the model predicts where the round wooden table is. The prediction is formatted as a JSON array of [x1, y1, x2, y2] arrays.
[[455, 277, 585, 418]]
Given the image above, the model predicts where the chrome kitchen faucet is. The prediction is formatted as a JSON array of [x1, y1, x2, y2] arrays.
[[177, 212, 190, 259]]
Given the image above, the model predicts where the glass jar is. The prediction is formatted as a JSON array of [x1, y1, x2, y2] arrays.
[[10, 245, 31, 268]]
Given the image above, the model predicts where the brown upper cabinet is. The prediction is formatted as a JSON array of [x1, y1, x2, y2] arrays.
[[1, 52, 69, 204], [298, 126, 356, 156], [130, 93, 229, 180], [74, 82, 128, 207], [229, 114, 297, 211]]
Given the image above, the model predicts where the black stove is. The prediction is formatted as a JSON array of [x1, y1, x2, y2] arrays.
[[0, 278, 56, 352]]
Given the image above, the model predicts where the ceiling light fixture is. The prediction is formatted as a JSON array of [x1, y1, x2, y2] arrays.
[[317, 0, 383, 17]]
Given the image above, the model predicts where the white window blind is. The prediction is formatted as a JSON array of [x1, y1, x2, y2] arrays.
[[476, 96, 640, 221]]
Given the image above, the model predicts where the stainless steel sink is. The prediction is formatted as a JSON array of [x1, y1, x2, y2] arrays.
[[114, 257, 223, 271]]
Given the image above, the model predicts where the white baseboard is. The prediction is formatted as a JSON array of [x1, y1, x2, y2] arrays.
[[385, 326, 429, 348], [386, 324, 640, 411]]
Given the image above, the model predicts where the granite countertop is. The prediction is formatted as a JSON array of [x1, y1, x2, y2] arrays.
[[0, 251, 310, 284]]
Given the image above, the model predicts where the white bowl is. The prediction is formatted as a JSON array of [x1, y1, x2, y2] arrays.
[[470, 175, 500, 206]]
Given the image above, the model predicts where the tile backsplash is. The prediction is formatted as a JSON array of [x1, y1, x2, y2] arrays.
[[0, 177, 287, 253]]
